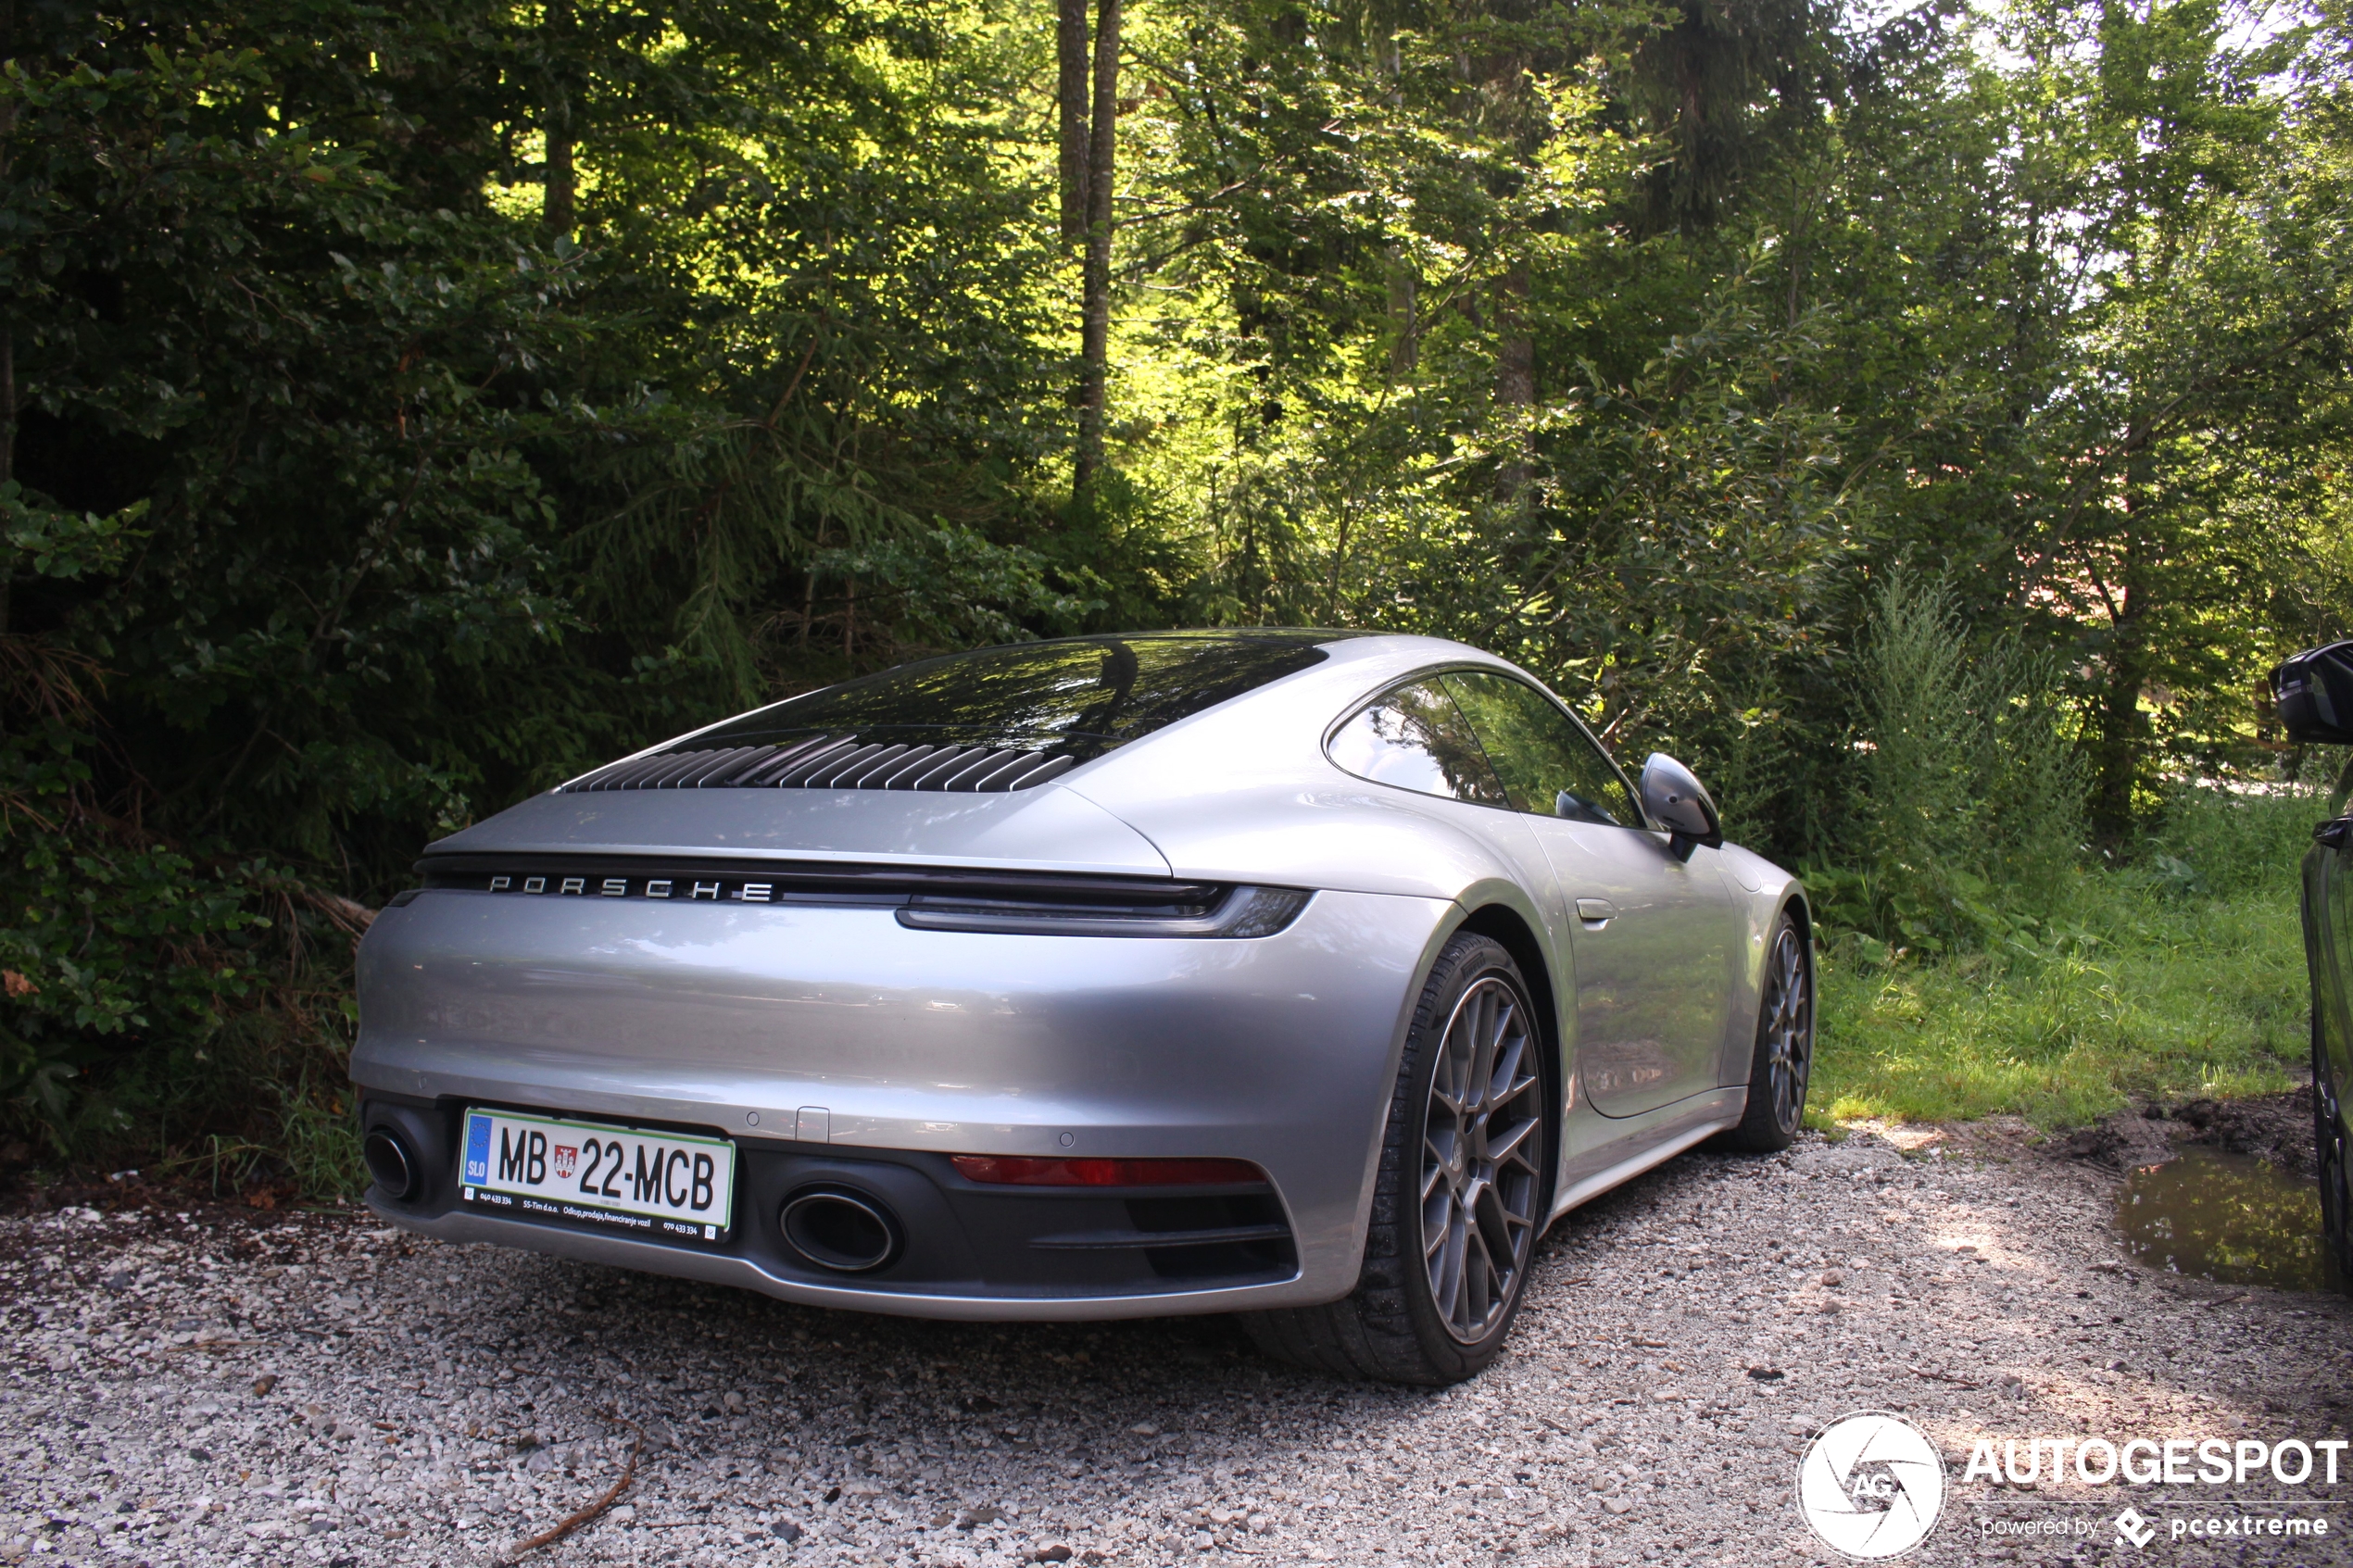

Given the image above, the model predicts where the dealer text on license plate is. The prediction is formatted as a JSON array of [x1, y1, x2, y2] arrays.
[[459, 1109, 735, 1243]]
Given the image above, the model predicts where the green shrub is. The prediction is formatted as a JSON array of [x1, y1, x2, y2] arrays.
[[1818, 572, 2087, 951], [2145, 776, 2341, 897], [0, 692, 362, 1183]]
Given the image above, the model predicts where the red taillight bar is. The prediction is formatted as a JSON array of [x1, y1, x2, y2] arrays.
[[949, 1155, 1267, 1187]]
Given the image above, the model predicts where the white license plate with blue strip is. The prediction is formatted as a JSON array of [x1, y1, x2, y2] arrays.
[[459, 1108, 736, 1243]]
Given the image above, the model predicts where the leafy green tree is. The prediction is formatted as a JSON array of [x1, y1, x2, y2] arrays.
[[4, 0, 2352, 1170]]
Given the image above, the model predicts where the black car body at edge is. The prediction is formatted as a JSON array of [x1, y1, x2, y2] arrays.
[[2271, 637, 2353, 1285]]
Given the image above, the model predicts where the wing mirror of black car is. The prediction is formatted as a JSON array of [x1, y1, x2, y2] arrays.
[[2272, 639, 2353, 745], [1640, 753, 1723, 860], [2319, 818, 2352, 850]]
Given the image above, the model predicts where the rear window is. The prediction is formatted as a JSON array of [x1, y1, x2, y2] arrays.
[[674, 633, 1337, 762]]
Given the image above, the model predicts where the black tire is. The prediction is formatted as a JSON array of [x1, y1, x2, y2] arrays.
[[2314, 1001, 2353, 1290], [1241, 933, 1552, 1386], [1718, 910, 1813, 1152]]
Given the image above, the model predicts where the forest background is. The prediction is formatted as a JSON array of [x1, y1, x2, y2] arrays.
[[3, 0, 2351, 1192]]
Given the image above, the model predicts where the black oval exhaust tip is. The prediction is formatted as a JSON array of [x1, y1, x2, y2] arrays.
[[363, 1129, 419, 1200], [780, 1186, 902, 1273]]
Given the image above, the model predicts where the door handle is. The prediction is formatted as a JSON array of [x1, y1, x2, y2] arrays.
[[1576, 897, 1615, 928]]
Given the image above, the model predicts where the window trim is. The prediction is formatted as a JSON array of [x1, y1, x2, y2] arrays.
[[1322, 663, 1653, 830]]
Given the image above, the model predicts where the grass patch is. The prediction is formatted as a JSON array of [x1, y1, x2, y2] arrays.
[[1810, 786, 2327, 1129]]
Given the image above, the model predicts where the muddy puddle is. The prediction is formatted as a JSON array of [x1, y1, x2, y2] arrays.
[[2118, 1147, 2347, 1292]]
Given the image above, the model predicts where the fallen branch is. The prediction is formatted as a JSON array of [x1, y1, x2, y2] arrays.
[[499, 1408, 642, 1564], [297, 886, 377, 935]]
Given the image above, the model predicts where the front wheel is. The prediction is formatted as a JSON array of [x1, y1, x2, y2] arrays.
[[1719, 912, 1813, 1151], [1242, 933, 1553, 1386], [2313, 1003, 2353, 1289]]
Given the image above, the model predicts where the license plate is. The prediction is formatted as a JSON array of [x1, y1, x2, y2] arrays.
[[459, 1108, 736, 1244]]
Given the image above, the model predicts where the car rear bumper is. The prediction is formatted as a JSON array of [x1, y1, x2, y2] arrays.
[[351, 884, 1454, 1313], [364, 1190, 1353, 1320]]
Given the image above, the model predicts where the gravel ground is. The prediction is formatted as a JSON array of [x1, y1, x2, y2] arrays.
[[5, 1127, 2349, 1568]]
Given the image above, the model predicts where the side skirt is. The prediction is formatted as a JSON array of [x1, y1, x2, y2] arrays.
[[1544, 1089, 1745, 1229]]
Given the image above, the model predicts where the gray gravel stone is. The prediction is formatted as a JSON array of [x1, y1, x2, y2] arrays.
[[3, 1133, 2347, 1566]]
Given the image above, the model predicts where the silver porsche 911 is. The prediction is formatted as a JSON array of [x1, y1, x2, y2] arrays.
[[354, 630, 1812, 1385]]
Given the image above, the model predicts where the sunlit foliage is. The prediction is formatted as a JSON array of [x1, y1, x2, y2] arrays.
[[1, 0, 2348, 1167]]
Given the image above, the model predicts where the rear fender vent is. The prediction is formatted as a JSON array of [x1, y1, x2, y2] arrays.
[[562, 734, 1079, 794]]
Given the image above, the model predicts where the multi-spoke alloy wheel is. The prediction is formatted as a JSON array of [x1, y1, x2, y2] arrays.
[[1722, 911, 1813, 1151], [1760, 923, 1812, 1137], [1240, 932, 1552, 1386], [1420, 975, 1544, 1344]]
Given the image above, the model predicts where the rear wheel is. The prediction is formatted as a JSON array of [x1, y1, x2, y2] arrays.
[[2314, 1003, 2353, 1289], [1719, 912, 1812, 1152], [1242, 933, 1551, 1386]]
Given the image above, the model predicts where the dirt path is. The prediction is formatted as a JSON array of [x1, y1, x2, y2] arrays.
[[3, 1129, 2347, 1567]]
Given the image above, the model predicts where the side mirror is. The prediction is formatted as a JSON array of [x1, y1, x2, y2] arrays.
[[2273, 640, 2353, 745], [1640, 753, 1723, 859]]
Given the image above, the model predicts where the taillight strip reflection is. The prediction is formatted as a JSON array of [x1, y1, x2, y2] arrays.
[[950, 1155, 1267, 1187]]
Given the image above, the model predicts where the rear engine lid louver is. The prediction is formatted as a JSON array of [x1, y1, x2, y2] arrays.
[[561, 633, 1344, 796], [561, 734, 1081, 795], [559, 633, 1347, 797]]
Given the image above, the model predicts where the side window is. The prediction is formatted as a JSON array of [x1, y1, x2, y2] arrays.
[[1441, 670, 1638, 827], [1326, 679, 1511, 807]]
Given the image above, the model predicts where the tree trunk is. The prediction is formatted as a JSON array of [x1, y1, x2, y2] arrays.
[[0, 321, 14, 637], [546, 132, 575, 232], [2090, 446, 2151, 844], [1056, 0, 1091, 245], [1, 0, 12, 476], [1494, 266, 1533, 504], [1, 0, 17, 637], [1468, 33, 1535, 506], [1073, 0, 1120, 497], [544, 0, 577, 233], [0, 320, 12, 491], [1386, 248, 1417, 378]]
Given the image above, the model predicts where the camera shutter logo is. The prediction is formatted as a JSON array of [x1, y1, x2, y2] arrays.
[[1795, 1411, 1946, 1558]]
